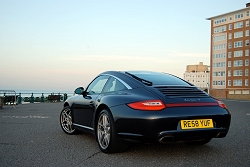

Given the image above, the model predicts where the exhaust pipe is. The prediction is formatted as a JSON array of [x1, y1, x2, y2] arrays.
[[216, 132, 227, 138], [159, 136, 174, 143]]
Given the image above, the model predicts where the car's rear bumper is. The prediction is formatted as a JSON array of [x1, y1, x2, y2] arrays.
[[158, 127, 228, 143], [117, 128, 229, 143], [111, 105, 231, 143]]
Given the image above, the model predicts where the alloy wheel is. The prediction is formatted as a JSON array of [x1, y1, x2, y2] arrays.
[[97, 113, 111, 149], [60, 108, 75, 134]]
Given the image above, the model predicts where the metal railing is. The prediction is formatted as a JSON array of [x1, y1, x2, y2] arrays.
[[0, 90, 70, 105], [17, 92, 68, 103]]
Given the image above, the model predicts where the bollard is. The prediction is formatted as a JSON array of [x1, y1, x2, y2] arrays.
[[41, 93, 44, 102], [3, 93, 6, 105], [30, 93, 34, 103], [0, 96, 3, 109], [18, 93, 22, 104], [63, 93, 68, 101]]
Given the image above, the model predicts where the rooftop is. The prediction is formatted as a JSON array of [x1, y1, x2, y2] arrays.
[[206, 3, 250, 20]]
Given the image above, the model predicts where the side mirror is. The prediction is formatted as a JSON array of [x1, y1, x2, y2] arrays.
[[74, 87, 84, 95]]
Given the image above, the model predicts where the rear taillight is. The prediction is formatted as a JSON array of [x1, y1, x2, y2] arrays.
[[217, 100, 227, 109], [127, 100, 166, 111]]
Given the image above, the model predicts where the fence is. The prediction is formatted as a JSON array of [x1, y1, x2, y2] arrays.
[[18, 93, 68, 103], [0, 90, 70, 106]]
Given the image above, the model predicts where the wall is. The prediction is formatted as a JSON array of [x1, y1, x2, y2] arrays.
[[210, 89, 227, 98], [210, 88, 250, 100]]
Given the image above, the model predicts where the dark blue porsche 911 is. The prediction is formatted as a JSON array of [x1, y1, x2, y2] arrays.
[[60, 71, 231, 153]]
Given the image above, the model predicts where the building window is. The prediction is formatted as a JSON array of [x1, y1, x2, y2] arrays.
[[229, 24, 232, 30], [246, 30, 249, 36], [229, 33, 232, 39], [213, 35, 226, 42], [214, 25, 226, 33], [246, 50, 249, 56], [228, 61, 231, 67], [233, 79, 242, 86], [213, 53, 226, 59], [245, 59, 249, 66], [214, 44, 226, 50], [246, 40, 249, 46], [222, 62, 225, 67], [213, 80, 225, 86], [228, 80, 231, 86], [234, 31, 243, 38], [230, 16, 232, 20], [228, 70, 231, 76], [233, 70, 242, 76], [234, 21, 243, 29], [213, 71, 225, 76], [235, 13, 243, 19], [234, 50, 243, 57], [246, 69, 249, 76], [228, 42, 232, 49], [228, 52, 232, 58], [213, 62, 226, 68], [245, 79, 249, 86], [234, 41, 243, 48], [247, 11, 249, 17], [214, 18, 227, 24], [246, 20, 249, 27], [234, 60, 243, 67]]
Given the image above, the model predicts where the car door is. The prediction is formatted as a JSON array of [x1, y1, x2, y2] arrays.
[[72, 75, 110, 129]]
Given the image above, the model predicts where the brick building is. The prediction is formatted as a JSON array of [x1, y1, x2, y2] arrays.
[[206, 3, 250, 100]]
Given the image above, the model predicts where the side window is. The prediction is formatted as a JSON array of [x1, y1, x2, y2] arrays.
[[86, 75, 109, 95], [103, 77, 127, 93]]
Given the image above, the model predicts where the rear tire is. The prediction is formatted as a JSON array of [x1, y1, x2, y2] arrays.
[[60, 106, 77, 135], [96, 109, 128, 153], [185, 138, 212, 145]]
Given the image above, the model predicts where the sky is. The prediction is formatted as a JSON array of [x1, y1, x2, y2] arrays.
[[0, 0, 248, 91]]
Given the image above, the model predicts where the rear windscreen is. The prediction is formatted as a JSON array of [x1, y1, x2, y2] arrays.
[[130, 72, 190, 86]]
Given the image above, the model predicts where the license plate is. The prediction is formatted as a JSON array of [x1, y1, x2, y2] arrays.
[[180, 119, 213, 130]]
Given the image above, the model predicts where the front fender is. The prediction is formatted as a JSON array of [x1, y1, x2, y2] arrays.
[[63, 95, 78, 107]]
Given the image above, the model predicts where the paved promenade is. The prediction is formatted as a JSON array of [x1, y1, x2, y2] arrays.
[[0, 101, 250, 167]]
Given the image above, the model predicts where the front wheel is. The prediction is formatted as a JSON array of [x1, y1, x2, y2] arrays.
[[96, 109, 128, 153], [60, 106, 77, 135]]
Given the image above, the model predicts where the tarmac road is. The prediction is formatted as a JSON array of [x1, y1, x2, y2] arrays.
[[0, 100, 249, 167]]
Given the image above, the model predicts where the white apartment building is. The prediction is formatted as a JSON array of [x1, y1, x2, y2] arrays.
[[183, 62, 210, 90]]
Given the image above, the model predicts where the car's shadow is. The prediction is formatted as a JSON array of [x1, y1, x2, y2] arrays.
[[73, 132, 223, 158]]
